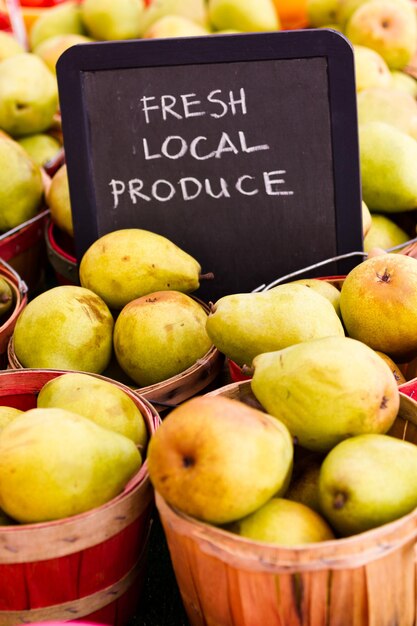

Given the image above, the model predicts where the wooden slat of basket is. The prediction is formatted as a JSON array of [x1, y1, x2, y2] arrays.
[[0, 558, 143, 626], [0, 478, 153, 564]]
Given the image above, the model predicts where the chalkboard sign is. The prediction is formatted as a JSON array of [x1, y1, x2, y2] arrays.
[[57, 29, 362, 301]]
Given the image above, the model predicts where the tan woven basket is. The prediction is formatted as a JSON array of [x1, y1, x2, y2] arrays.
[[7, 297, 225, 411], [156, 380, 417, 626]]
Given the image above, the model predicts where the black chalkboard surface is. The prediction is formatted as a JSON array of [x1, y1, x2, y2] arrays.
[[57, 29, 362, 301]]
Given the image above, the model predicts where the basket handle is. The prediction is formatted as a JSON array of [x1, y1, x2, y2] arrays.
[[253, 237, 417, 292], [0, 258, 28, 298]]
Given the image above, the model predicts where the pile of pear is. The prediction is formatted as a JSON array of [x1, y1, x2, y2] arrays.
[[12, 227, 215, 388], [306, 0, 417, 252], [148, 250, 417, 546], [0, 371, 148, 525]]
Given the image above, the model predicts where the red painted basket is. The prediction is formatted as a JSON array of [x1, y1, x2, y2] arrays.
[[0, 368, 161, 626]]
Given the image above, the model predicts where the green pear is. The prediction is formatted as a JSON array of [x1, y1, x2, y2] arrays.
[[37, 372, 148, 448], [357, 87, 417, 141], [390, 70, 417, 97], [208, 0, 280, 32], [114, 290, 213, 386], [285, 454, 323, 513], [17, 133, 61, 167], [0, 31, 24, 61], [364, 213, 409, 252], [79, 228, 203, 310], [0, 407, 142, 523], [0, 135, 44, 232], [287, 278, 341, 317], [229, 497, 335, 545], [143, 15, 210, 38], [34, 33, 94, 75], [359, 121, 417, 212], [0, 276, 13, 318], [319, 433, 417, 535], [138, 0, 209, 36], [306, 0, 341, 27], [147, 394, 294, 524], [339, 253, 417, 359], [0, 53, 58, 137], [353, 45, 392, 92], [345, 0, 417, 70], [206, 284, 345, 368], [13, 285, 114, 373], [29, 1, 86, 50], [81, 0, 145, 40], [0, 406, 23, 434], [250, 335, 400, 452], [46, 164, 73, 237]]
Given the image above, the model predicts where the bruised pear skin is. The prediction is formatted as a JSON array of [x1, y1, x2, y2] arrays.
[[319, 433, 417, 536], [79, 228, 202, 310], [340, 254, 417, 360], [13, 285, 114, 373], [251, 336, 400, 452]]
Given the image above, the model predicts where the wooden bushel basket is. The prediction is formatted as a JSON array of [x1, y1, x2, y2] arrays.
[[156, 380, 417, 626], [0, 368, 161, 626]]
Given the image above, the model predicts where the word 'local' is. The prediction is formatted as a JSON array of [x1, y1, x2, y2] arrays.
[[108, 87, 295, 208]]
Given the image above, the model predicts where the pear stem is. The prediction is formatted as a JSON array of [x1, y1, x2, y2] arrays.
[[199, 272, 215, 281]]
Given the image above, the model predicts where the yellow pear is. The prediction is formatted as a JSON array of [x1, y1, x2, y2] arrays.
[[0, 407, 142, 523], [390, 70, 417, 97], [29, 1, 86, 50], [143, 15, 210, 38], [374, 350, 406, 385], [251, 335, 400, 452], [353, 45, 392, 92], [13, 285, 114, 373], [306, 0, 340, 26], [79, 228, 202, 310], [34, 33, 94, 75], [362, 200, 372, 236], [357, 87, 417, 141], [37, 372, 148, 449], [138, 0, 209, 35], [0, 406, 23, 434], [0, 31, 24, 61], [206, 284, 345, 368], [287, 278, 341, 317], [319, 433, 417, 535], [0, 135, 44, 232], [363, 213, 409, 252], [46, 164, 73, 236], [0, 276, 13, 318], [345, 0, 417, 70], [17, 133, 61, 167], [81, 0, 145, 40], [0, 53, 58, 137], [147, 395, 294, 524], [208, 0, 280, 32], [114, 291, 212, 386], [340, 253, 417, 359], [359, 121, 417, 212], [229, 497, 335, 545]]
